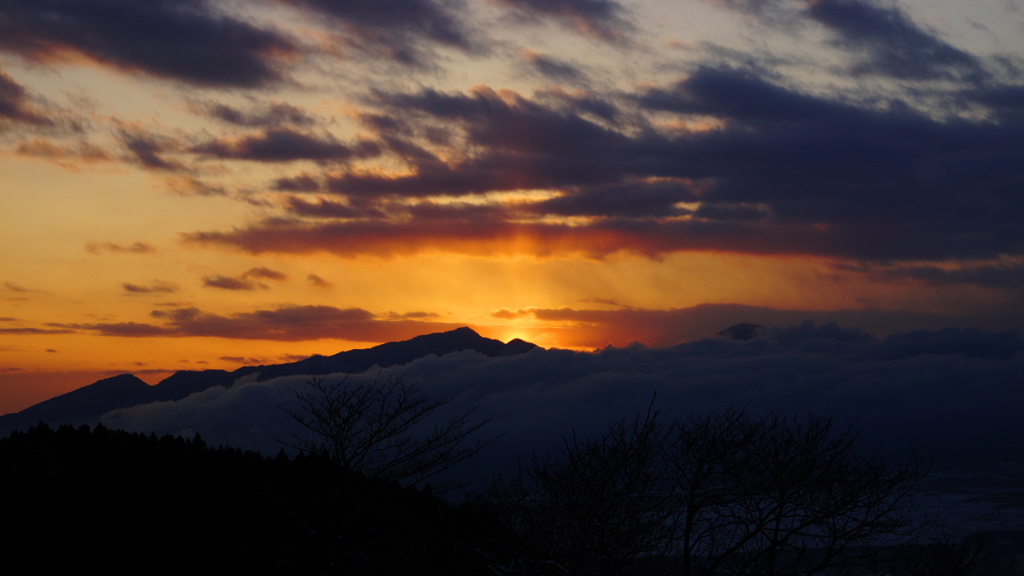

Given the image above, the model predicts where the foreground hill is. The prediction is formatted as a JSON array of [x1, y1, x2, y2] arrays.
[[1, 422, 495, 574]]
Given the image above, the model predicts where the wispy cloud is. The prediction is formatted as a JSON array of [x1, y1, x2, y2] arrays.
[[189, 100, 318, 128], [122, 281, 178, 295], [202, 267, 289, 291], [273, 0, 481, 65], [87, 242, 156, 255], [495, 0, 634, 43], [192, 128, 381, 164], [306, 274, 334, 288], [0, 70, 53, 127]]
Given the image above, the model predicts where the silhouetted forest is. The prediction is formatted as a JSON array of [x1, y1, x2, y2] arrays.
[[1, 423, 497, 574]]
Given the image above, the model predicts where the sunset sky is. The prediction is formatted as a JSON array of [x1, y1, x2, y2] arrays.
[[2, 0, 1023, 414]]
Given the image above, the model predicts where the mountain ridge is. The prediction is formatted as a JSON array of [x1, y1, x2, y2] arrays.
[[0, 327, 537, 435]]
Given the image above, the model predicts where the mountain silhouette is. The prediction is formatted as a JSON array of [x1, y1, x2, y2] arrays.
[[717, 322, 765, 342], [0, 327, 537, 435]]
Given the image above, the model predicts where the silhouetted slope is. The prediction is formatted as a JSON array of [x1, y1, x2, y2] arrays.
[[0, 374, 150, 434], [234, 326, 532, 381], [151, 368, 233, 402], [1, 423, 495, 574], [0, 327, 537, 435]]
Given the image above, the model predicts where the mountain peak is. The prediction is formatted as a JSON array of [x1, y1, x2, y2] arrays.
[[1, 327, 539, 435]]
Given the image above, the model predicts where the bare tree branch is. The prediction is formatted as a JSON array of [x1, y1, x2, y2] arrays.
[[278, 373, 502, 494]]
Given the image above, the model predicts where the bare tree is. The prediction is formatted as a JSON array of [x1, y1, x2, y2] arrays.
[[486, 402, 676, 576], [487, 407, 949, 576], [664, 409, 924, 575], [279, 373, 500, 494]]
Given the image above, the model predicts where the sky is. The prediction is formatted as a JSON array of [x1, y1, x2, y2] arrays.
[[2, 0, 1023, 415]]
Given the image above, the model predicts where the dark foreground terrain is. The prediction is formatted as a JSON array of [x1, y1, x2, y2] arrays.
[[5, 423, 1021, 575], [1, 423, 497, 574]]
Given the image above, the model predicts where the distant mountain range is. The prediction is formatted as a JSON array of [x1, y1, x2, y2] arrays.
[[0, 327, 536, 435]]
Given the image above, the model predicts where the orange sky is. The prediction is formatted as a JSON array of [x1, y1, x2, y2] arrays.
[[2, 0, 1023, 415]]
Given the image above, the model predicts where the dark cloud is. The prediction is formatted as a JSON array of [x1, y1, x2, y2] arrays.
[[203, 276, 262, 291], [536, 87, 619, 122], [284, 196, 387, 219], [698, 0, 984, 81], [528, 180, 696, 218], [86, 242, 156, 255], [0, 0, 296, 87], [192, 101, 316, 128], [0, 70, 51, 126], [119, 130, 183, 171], [972, 85, 1024, 121], [184, 217, 676, 259], [496, 0, 633, 42], [273, 173, 323, 192], [219, 355, 266, 365], [806, 0, 986, 80], [868, 262, 1024, 289], [0, 327, 76, 335], [202, 268, 286, 291], [274, 0, 478, 65], [521, 51, 589, 83], [59, 305, 374, 340], [61, 322, 170, 337], [333, 86, 640, 197], [122, 281, 178, 295], [164, 176, 227, 197], [193, 128, 381, 163], [184, 68, 1024, 270], [140, 305, 460, 342], [487, 303, 1024, 349], [4, 281, 29, 292], [244, 267, 288, 281]]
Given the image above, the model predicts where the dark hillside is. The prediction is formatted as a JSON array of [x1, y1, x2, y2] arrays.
[[0, 423, 498, 574]]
